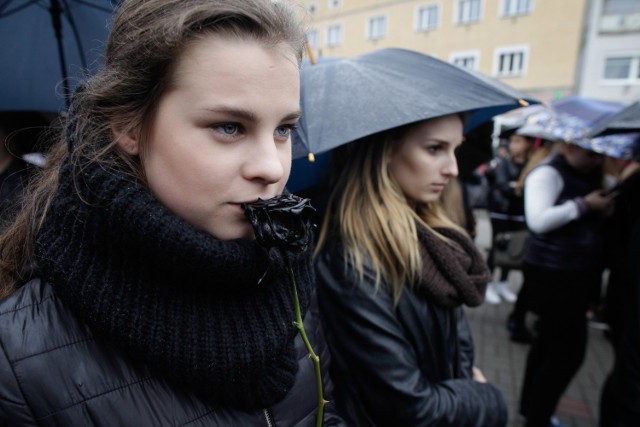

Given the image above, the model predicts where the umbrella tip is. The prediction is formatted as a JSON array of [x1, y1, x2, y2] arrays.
[[518, 99, 530, 107], [307, 152, 316, 163]]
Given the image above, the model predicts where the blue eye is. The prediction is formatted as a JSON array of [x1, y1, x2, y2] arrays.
[[215, 123, 240, 136], [426, 144, 442, 154], [275, 124, 297, 139]]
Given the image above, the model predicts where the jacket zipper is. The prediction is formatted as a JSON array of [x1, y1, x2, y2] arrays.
[[263, 408, 275, 427], [448, 309, 456, 377]]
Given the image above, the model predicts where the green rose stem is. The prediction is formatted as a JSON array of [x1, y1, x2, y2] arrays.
[[287, 264, 324, 427]]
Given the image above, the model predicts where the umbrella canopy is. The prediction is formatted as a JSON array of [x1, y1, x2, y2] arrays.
[[0, 0, 118, 113], [589, 133, 640, 160], [550, 96, 625, 128], [503, 97, 639, 159], [292, 47, 536, 159], [588, 101, 640, 137]]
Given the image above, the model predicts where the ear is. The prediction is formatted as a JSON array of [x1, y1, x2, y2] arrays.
[[112, 124, 139, 156]]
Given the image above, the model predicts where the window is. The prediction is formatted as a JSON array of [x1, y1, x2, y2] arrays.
[[417, 4, 439, 31], [450, 50, 479, 70], [367, 15, 387, 40], [456, 0, 482, 24], [603, 0, 640, 15], [603, 55, 640, 83], [502, 0, 532, 17], [306, 30, 319, 49], [328, 0, 341, 9], [307, 2, 318, 14], [326, 24, 343, 47], [494, 45, 528, 76]]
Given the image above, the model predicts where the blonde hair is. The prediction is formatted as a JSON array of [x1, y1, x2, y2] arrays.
[[515, 140, 559, 197], [315, 125, 464, 305], [440, 177, 467, 230]]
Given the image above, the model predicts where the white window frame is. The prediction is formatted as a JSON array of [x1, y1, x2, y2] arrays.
[[450, 50, 480, 71], [500, 0, 533, 17], [326, 24, 343, 47], [601, 53, 640, 85], [493, 45, 529, 77], [366, 14, 387, 40], [454, 0, 483, 24], [415, 3, 440, 31]]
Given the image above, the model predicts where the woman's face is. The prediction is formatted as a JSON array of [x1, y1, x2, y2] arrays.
[[565, 143, 603, 173], [119, 36, 300, 240], [387, 114, 463, 204], [508, 134, 532, 159]]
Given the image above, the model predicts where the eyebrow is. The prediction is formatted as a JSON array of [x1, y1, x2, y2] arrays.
[[425, 138, 464, 145], [201, 106, 302, 122]]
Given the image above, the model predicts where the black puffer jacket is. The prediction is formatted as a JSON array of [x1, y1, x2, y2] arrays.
[[316, 245, 508, 427], [0, 279, 345, 427]]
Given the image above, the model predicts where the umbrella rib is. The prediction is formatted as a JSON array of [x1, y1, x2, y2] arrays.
[[0, 0, 40, 17], [73, 0, 115, 13], [61, 0, 88, 70]]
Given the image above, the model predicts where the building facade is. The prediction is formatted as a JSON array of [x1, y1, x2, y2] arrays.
[[577, 0, 640, 102], [299, 0, 639, 103]]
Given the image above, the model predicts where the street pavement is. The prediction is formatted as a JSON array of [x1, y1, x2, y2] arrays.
[[467, 209, 613, 427]]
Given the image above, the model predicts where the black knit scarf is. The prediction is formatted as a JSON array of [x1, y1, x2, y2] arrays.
[[416, 225, 490, 308], [34, 158, 313, 410]]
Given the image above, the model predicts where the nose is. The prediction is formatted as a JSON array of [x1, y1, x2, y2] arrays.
[[242, 135, 287, 184], [443, 152, 459, 177]]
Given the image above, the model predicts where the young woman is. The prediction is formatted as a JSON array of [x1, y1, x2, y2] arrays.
[[315, 114, 508, 426], [519, 140, 615, 427], [0, 1, 344, 425]]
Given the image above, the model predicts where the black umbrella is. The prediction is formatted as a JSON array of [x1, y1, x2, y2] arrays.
[[293, 47, 536, 160], [0, 0, 118, 112], [588, 101, 640, 137]]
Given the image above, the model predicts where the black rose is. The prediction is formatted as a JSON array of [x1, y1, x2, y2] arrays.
[[243, 194, 315, 252]]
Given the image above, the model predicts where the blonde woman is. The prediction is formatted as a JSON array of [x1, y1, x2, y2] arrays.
[[315, 114, 507, 426]]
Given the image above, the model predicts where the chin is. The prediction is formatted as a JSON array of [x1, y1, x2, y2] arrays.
[[207, 224, 255, 241]]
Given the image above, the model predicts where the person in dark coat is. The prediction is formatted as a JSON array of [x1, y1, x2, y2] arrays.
[[315, 115, 508, 427], [599, 161, 640, 427], [0, 1, 344, 426], [518, 137, 615, 427], [484, 131, 534, 306]]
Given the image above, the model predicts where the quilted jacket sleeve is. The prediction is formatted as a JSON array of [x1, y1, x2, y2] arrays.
[[316, 248, 507, 427], [0, 295, 37, 426]]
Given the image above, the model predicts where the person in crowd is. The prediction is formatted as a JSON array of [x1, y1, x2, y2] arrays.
[[506, 134, 560, 342], [484, 130, 535, 307], [518, 133, 615, 427], [586, 154, 636, 331], [599, 159, 640, 427], [314, 114, 508, 427], [0, 1, 344, 425]]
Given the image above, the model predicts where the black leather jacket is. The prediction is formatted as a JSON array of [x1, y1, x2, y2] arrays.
[[0, 279, 346, 427], [316, 245, 507, 427], [487, 157, 525, 217]]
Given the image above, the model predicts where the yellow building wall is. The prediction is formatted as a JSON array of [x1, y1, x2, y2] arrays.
[[298, 0, 588, 97]]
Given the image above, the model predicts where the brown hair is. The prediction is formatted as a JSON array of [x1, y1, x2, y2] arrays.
[[0, 0, 307, 298]]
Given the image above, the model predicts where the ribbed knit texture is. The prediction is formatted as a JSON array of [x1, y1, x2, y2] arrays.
[[416, 226, 490, 308], [34, 158, 314, 410]]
